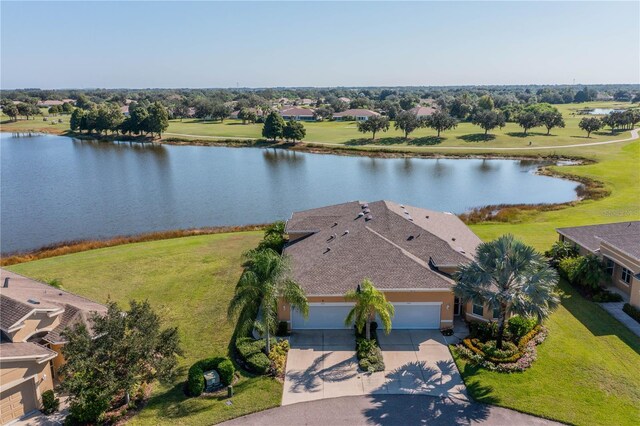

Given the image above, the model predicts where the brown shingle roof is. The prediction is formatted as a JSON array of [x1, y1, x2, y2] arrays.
[[556, 221, 640, 259], [284, 201, 481, 295], [0, 269, 107, 340], [0, 342, 57, 362], [408, 106, 437, 117], [280, 107, 315, 117], [333, 109, 380, 117]]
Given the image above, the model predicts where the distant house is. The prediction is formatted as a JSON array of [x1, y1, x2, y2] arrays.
[[338, 97, 351, 104], [230, 108, 264, 120], [280, 107, 316, 121], [333, 108, 380, 121], [120, 105, 130, 116], [0, 269, 107, 424], [408, 105, 437, 118], [36, 100, 64, 107], [300, 98, 314, 106], [61, 99, 76, 105], [556, 221, 640, 308]]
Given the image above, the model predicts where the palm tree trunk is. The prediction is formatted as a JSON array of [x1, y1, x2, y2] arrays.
[[365, 320, 371, 340], [266, 327, 271, 354], [496, 311, 507, 350]]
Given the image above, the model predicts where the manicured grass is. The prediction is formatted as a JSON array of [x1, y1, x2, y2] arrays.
[[452, 280, 640, 426], [7, 232, 282, 426]]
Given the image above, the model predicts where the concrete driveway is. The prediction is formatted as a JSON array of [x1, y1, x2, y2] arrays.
[[283, 329, 465, 405]]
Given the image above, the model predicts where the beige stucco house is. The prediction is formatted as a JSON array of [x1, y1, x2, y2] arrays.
[[0, 269, 106, 425], [556, 221, 640, 308], [277, 201, 487, 330]]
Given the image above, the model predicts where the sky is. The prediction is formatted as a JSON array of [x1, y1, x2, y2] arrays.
[[1, 1, 639, 89]]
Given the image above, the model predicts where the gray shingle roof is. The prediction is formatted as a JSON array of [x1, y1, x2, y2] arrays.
[[284, 201, 481, 295], [0, 342, 58, 362], [556, 221, 640, 260]]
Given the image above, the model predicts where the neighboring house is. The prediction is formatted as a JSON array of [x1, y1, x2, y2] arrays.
[[333, 109, 380, 121], [408, 105, 437, 118], [229, 108, 264, 120], [36, 100, 64, 107], [120, 105, 130, 116], [280, 107, 316, 121], [0, 269, 106, 425], [556, 221, 640, 308], [278, 201, 483, 330], [299, 98, 314, 106], [338, 97, 351, 104]]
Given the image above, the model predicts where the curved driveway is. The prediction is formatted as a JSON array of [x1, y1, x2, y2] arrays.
[[221, 394, 561, 426]]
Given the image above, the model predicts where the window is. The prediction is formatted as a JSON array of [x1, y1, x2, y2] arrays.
[[472, 303, 484, 316], [604, 258, 615, 276], [621, 268, 632, 284], [492, 307, 501, 319]]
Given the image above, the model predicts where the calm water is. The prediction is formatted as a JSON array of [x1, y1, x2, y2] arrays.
[[0, 133, 580, 253], [588, 108, 624, 115]]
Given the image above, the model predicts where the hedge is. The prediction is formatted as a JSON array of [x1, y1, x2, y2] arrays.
[[623, 303, 640, 323], [235, 337, 275, 374], [187, 357, 235, 397], [462, 325, 543, 364]]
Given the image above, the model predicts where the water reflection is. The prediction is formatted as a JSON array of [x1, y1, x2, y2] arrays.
[[263, 148, 305, 168]]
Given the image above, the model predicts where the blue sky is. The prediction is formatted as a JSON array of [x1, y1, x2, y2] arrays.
[[1, 1, 638, 88]]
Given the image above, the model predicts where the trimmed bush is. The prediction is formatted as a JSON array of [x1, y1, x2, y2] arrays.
[[268, 340, 290, 376], [507, 315, 537, 340], [356, 338, 384, 372], [187, 356, 235, 397], [41, 390, 59, 415], [592, 290, 624, 303], [235, 337, 275, 374], [558, 256, 582, 283], [623, 303, 640, 323]]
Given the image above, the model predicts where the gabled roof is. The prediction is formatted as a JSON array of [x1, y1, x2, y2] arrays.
[[284, 201, 481, 295], [0, 342, 58, 363], [556, 221, 640, 260], [333, 109, 380, 117], [408, 106, 437, 117], [280, 107, 315, 117], [0, 269, 107, 341]]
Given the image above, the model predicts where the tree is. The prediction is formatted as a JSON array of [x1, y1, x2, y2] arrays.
[[173, 104, 190, 121], [238, 108, 258, 124], [211, 103, 232, 122], [538, 109, 565, 135], [128, 103, 149, 135], [357, 115, 390, 140], [454, 234, 559, 349], [17, 102, 39, 120], [344, 279, 394, 340], [3, 104, 18, 121], [61, 300, 182, 423], [575, 255, 608, 290], [283, 120, 306, 143], [426, 111, 458, 137], [313, 107, 333, 121], [516, 111, 539, 135], [573, 87, 592, 103], [601, 111, 623, 133], [262, 111, 285, 141], [70, 108, 84, 131], [61, 102, 74, 114], [624, 109, 640, 128], [48, 105, 61, 116], [147, 101, 169, 137], [399, 95, 418, 111], [75, 94, 92, 110], [477, 95, 494, 111], [578, 117, 602, 138], [394, 111, 421, 139], [471, 110, 505, 136], [227, 249, 308, 354]]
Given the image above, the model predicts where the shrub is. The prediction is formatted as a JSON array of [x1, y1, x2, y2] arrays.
[[276, 321, 289, 337], [469, 321, 497, 341], [235, 337, 275, 374], [41, 390, 59, 415], [507, 315, 537, 340], [545, 241, 579, 266], [558, 256, 582, 283], [356, 338, 384, 372], [574, 254, 608, 289], [623, 303, 640, 323], [479, 340, 519, 360], [268, 340, 290, 376], [592, 290, 623, 303], [187, 356, 235, 397]]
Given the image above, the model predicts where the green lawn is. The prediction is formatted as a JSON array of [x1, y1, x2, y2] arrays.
[[453, 280, 640, 426], [7, 232, 282, 426]]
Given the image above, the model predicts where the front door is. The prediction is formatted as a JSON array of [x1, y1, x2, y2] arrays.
[[454, 297, 461, 316]]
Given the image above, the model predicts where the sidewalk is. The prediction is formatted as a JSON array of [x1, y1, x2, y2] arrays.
[[599, 302, 640, 338]]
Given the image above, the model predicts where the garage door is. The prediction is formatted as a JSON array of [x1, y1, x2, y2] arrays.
[[291, 303, 354, 329], [384, 303, 441, 329], [0, 380, 37, 425]]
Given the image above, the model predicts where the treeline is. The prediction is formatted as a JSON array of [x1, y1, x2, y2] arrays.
[[579, 110, 640, 137], [70, 101, 169, 137]]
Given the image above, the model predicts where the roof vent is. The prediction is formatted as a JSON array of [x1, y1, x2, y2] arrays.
[[458, 248, 466, 254], [404, 211, 409, 215], [425, 215, 429, 219], [332, 222, 338, 227], [343, 230, 349, 236], [327, 235, 334, 241], [452, 237, 456, 241], [324, 247, 331, 254], [365, 214, 373, 221], [361, 203, 369, 209], [2, 277, 9, 288], [400, 204, 405, 208], [407, 235, 414, 241], [28, 298, 40, 305], [357, 212, 364, 218], [363, 208, 370, 214]]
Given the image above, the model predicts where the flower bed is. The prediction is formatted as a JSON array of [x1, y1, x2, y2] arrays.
[[456, 325, 548, 373]]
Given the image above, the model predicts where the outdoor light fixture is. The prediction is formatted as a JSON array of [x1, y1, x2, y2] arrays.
[[446, 304, 450, 310]]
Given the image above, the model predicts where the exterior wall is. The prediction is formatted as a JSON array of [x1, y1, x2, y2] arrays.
[[49, 344, 66, 379], [559, 235, 592, 256], [0, 359, 54, 408], [279, 290, 454, 329], [630, 277, 640, 308], [9, 313, 60, 343], [464, 301, 498, 323]]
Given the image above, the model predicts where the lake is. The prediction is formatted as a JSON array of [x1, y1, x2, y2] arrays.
[[0, 133, 580, 253]]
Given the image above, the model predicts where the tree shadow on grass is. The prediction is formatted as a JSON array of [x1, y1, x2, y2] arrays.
[[558, 280, 640, 356], [505, 131, 546, 138], [457, 133, 496, 143], [344, 137, 405, 146], [409, 136, 444, 146]]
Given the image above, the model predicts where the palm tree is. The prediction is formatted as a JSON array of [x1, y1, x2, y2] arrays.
[[227, 248, 308, 354], [454, 234, 559, 349], [344, 279, 394, 340]]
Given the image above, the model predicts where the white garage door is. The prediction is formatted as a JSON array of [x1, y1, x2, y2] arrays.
[[291, 303, 354, 329], [385, 303, 441, 329]]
